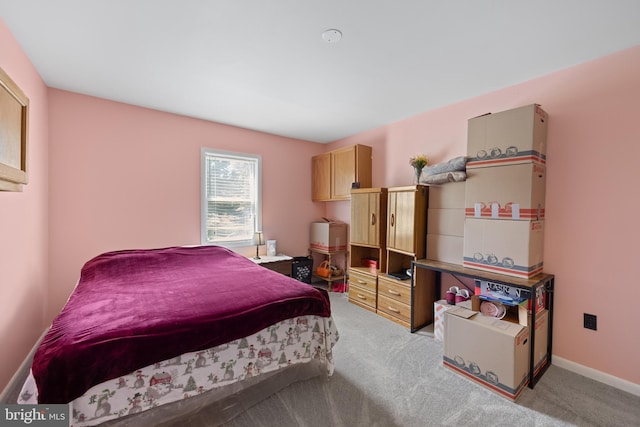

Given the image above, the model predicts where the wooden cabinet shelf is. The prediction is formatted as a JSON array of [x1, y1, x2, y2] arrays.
[[308, 247, 348, 291]]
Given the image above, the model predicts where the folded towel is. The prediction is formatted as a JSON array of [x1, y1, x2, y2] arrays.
[[422, 171, 467, 184], [424, 156, 467, 176]]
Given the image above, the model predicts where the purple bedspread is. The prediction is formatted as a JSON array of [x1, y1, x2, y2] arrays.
[[32, 246, 331, 403]]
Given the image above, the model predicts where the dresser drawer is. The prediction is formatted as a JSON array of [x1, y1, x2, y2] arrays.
[[348, 269, 377, 293], [377, 294, 411, 324], [377, 276, 411, 305], [348, 285, 377, 310]]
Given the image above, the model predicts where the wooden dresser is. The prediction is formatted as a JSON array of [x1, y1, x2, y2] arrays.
[[348, 185, 436, 331], [348, 269, 378, 312]]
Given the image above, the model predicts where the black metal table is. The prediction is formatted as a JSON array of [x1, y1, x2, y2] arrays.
[[411, 259, 554, 389]]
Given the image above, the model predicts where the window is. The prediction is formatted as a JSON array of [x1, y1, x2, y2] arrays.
[[201, 148, 262, 246]]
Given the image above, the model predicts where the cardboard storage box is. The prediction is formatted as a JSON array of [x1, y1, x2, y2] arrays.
[[434, 300, 452, 342], [474, 279, 545, 325], [467, 104, 548, 169], [465, 163, 546, 220], [428, 181, 466, 209], [427, 208, 465, 236], [434, 299, 471, 341], [310, 221, 347, 251], [463, 218, 544, 279], [443, 307, 549, 401], [427, 234, 464, 265]]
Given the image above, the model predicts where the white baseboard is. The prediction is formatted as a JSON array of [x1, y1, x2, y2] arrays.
[[552, 356, 640, 397]]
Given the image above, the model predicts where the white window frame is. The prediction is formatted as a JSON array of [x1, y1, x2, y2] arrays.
[[201, 148, 262, 247]]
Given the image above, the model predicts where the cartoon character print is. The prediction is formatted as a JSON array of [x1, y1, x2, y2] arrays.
[[207, 372, 219, 384], [133, 371, 147, 389], [195, 351, 207, 368], [221, 359, 236, 381], [127, 392, 143, 415], [313, 346, 324, 360], [268, 325, 279, 343], [247, 344, 256, 359], [304, 341, 316, 358], [67, 315, 338, 427], [89, 389, 115, 418], [286, 327, 295, 346], [243, 362, 255, 379]]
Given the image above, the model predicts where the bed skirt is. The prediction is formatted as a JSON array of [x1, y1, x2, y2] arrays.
[[6, 314, 338, 426]]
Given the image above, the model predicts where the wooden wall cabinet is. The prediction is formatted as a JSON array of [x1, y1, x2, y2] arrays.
[[312, 144, 372, 201], [311, 152, 331, 201]]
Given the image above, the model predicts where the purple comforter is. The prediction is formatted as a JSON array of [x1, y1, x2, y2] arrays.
[[32, 246, 331, 403]]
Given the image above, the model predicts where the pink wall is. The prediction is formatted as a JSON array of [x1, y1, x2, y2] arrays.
[[0, 20, 49, 391], [326, 46, 640, 385], [47, 90, 326, 319]]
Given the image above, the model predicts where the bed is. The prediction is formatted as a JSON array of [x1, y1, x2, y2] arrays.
[[15, 245, 339, 426]]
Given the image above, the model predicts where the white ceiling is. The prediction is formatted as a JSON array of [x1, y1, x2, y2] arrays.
[[1, 1, 639, 143]]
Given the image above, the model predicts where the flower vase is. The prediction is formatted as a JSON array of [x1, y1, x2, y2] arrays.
[[414, 167, 423, 184]]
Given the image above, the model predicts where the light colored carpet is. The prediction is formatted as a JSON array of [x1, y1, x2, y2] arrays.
[[221, 292, 640, 427], [3, 292, 638, 426]]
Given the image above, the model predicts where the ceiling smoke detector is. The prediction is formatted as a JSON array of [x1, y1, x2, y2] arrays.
[[321, 29, 342, 43]]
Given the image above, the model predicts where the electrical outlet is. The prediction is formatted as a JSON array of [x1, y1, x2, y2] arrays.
[[584, 313, 597, 331]]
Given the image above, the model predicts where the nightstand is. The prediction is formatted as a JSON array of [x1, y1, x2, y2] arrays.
[[250, 255, 293, 276]]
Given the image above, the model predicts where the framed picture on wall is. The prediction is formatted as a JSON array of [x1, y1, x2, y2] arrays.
[[0, 65, 29, 192]]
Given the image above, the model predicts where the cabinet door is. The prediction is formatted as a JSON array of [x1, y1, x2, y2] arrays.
[[350, 191, 381, 246], [350, 192, 371, 245], [312, 153, 331, 201], [367, 192, 381, 246], [394, 190, 416, 252], [331, 146, 355, 200], [388, 190, 416, 253]]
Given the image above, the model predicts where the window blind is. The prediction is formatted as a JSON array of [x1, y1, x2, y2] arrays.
[[202, 149, 261, 245]]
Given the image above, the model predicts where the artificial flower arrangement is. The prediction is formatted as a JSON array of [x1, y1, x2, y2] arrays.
[[409, 154, 429, 183], [409, 154, 429, 170]]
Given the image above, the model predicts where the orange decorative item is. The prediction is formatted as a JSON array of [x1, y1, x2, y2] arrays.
[[316, 260, 331, 278]]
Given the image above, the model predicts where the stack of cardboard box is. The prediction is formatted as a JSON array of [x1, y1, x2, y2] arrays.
[[441, 104, 550, 401], [463, 104, 548, 279], [426, 182, 466, 265]]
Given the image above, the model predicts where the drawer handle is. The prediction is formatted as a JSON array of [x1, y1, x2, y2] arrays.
[[387, 289, 401, 296], [357, 279, 366, 284], [387, 306, 400, 313], [357, 294, 367, 300]]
